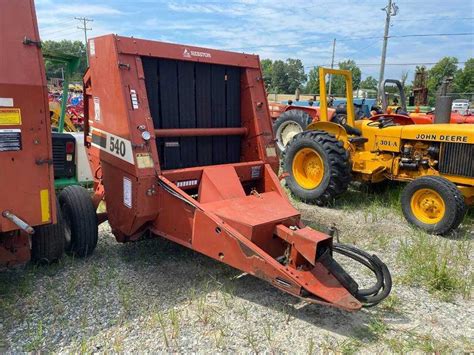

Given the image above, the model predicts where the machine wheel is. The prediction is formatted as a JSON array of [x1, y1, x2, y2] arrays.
[[284, 131, 351, 205], [273, 110, 312, 152], [59, 185, 98, 257], [401, 176, 467, 235], [31, 199, 65, 264]]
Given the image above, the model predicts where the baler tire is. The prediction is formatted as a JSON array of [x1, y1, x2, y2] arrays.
[[401, 176, 467, 235], [59, 185, 98, 257], [273, 109, 312, 153], [31, 199, 65, 264], [284, 130, 351, 206]]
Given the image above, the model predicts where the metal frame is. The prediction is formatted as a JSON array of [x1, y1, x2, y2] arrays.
[[319, 68, 355, 126]]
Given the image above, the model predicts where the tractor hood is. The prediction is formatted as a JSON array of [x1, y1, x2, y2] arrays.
[[399, 124, 474, 144]]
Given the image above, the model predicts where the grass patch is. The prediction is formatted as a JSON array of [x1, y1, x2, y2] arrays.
[[353, 317, 388, 342], [334, 183, 403, 220], [321, 335, 362, 355], [385, 331, 454, 353], [397, 231, 472, 300], [379, 294, 402, 312]]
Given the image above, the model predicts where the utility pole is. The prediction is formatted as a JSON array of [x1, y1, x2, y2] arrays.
[[377, 0, 398, 102], [75, 17, 93, 65], [328, 38, 336, 95]]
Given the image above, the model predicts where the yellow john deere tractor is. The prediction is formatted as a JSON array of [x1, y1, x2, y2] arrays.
[[283, 68, 473, 235]]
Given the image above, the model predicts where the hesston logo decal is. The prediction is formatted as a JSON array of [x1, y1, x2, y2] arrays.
[[415, 133, 468, 143], [182, 48, 211, 59]]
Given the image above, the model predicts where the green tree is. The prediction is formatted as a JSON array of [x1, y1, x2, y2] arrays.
[[331, 60, 361, 96], [360, 76, 378, 90], [427, 57, 458, 97], [260, 59, 273, 91], [305, 66, 320, 94], [285, 58, 307, 94], [271, 60, 288, 93], [453, 58, 474, 94], [42, 40, 87, 81]]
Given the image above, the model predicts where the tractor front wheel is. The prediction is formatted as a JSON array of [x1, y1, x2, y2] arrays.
[[284, 131, 351, 205], [59, 185, 98, 257], [401, 176, 467, 235]]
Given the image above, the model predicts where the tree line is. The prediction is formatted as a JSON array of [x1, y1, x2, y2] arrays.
[[40, 40, 473, 105], [261, 56, 474, 104]]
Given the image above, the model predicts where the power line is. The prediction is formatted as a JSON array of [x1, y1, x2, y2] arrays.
[[75, 17, 93, 65], [230, 32, 473, 52], [46, 29, 83, 41], [394, 16, 474, 22], [304, 61, 468, 68], [390, 32, 474, 38]]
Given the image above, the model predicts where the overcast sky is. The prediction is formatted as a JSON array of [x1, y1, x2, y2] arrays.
[[36, 0, 474, 82]]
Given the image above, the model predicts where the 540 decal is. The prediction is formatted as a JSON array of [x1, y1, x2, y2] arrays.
[[91, 128, 134, 164]]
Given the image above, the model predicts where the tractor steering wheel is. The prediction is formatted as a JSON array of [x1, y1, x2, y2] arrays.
[[369, 113, 416, 126]]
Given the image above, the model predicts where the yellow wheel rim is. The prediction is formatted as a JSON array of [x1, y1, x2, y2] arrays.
[[292, 148, 325, 189], [410, 188, 446, 224]]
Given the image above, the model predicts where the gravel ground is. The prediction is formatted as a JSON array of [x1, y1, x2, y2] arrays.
[[1, 188, 473, 353]]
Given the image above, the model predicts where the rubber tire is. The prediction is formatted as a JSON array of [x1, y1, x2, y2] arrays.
[[31, 199, 65, 264], [59, 185, 98, 257], [273, 110, 312, 152], [401, 176, 467, 235], [284, 130, 352, 205]]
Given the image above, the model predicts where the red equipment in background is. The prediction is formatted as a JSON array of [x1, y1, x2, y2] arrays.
[[0, 0, 63, 267], [83, 35, 391, 310]]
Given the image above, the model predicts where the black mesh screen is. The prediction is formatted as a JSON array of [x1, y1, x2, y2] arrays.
[[142, 57, 242, 170]]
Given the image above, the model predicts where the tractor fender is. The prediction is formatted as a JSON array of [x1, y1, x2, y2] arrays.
[[306, 121, 350, 148]]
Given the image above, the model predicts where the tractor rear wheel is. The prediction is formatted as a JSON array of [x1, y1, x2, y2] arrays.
[[401, 176, 467, 235], [273, 110, 312, 152], [59, 185, 98, 257], [284, 131, 351, 205], [31, 199, 65, 264]]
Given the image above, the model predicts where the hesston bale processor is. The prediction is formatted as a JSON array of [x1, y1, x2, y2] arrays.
[[80, 35, 391, 311]]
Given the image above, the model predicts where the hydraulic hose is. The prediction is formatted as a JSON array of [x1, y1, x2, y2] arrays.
[[321, 243, 392, 307]]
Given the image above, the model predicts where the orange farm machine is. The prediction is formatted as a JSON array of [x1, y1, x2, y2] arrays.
[[69, 34, 393, 311]]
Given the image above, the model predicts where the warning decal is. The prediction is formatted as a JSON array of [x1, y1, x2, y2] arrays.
[[0, 108, 21, 125]]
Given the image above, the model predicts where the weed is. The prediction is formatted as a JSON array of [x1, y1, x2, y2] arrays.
[[263, 322, 278, 351], [321, 334, 362, 354], [353, 317, 387, 342], [80, 338, 88, 353], [89, 264, 100, 287], [153, 311, 169, 347], [239, 304, 249, 321], [245, 330, 259, 353], [113, 335, 124, 352], [385, 332, 452, 353], [397, 231, 472, 300], [118, 280, 133, 314], [66, 272, 80, 298], [380, 294, 402, 312], [168, 309, 181, 339], [307, 338, 315, 355], [24, 320, 44, 351], [213, 329, 226, 349], [196, 296, 216, 325], [338, 337, 363, 355]]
